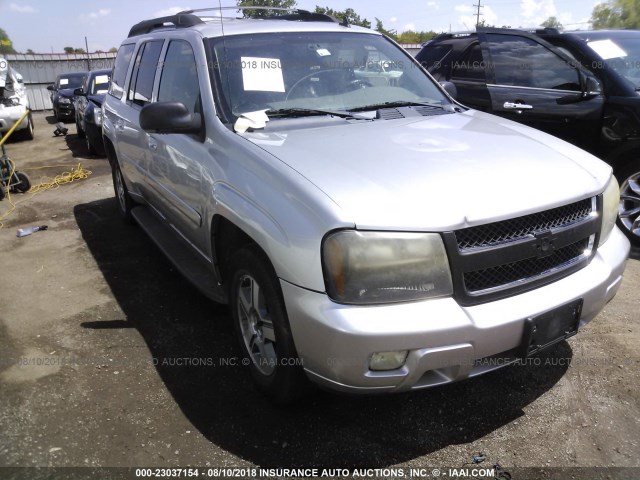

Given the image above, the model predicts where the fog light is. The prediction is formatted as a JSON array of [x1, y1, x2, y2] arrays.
[[369, 351, 408, 371]]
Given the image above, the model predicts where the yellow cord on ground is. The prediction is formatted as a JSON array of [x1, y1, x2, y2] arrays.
[[0, 162, 92, 229]]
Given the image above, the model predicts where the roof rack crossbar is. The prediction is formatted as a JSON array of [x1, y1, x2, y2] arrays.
[[182, 6, 339, 23], [128, 13, 204, 38]]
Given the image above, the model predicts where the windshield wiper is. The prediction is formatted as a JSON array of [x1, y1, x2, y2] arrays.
[[265, 108, 365, 119], [349, 101, 449, 112]]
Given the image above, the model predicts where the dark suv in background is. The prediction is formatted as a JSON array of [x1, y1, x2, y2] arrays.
[[47, 72, 87, 121], [74, 68, 111, 155], [417, 28, 640, 245]]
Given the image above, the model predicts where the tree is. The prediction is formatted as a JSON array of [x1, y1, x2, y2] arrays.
[[314, 6, 371, 28], [541, 16, 563, 28], [108, 47, 118, 53], [591, 0, 640, 29], [26, 49, 34, 54], [64, 47, 75, 54], [0, 28, 16, 54], [375, 17, 397, 40], [237, 0, 297, 17]]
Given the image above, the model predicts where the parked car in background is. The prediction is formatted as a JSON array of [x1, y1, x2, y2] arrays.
[[0, 56, 34, 140], [103, 10, 628, 402], [74, 69, 111, 155], [417, 27, 640, 245], [48, 72, 86, 121]]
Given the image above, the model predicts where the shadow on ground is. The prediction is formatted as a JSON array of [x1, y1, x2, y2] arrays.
[[74, 197, 571, 468]]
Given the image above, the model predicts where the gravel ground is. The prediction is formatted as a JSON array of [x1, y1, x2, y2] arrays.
[[0, 112, 639, 480]]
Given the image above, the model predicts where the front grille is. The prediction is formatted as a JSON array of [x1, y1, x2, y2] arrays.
[[455, 198, 593, 250], [463, 238, 590, 292], [443, 196, 601, 306]]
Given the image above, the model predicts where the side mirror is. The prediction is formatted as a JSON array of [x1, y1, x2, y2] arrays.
[[47, 85, 54, 91], [440, 81, 457, 99], [140, 102, 202, 135], [557, 73, 601, 105], [73, 88, 85, 96], [584, 76, 602, 97]]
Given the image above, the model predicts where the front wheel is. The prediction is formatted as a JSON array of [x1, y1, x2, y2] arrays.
[[229, 246, 309, 403], [616, 162, 640, 246]]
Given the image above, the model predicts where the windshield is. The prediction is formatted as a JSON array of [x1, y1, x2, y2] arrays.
[[59, 75, 85, 89], [89, 73, 111, 95], [208, 31, 448, 120], [586, 37, 640, 89]]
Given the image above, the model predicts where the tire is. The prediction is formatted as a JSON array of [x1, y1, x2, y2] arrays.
[[229, 246, 310, 403], [11, 171, 31, 193], [76, 119, 86, 139], [20, 116, 34, 141], [111, 161, 135, 224], [615, 161, 640, 246], [86, 136, 96, 155]]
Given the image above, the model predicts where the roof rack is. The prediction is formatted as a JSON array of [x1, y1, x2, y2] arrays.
[[184, 6, 340, 24], [127, 6, 341, 37]]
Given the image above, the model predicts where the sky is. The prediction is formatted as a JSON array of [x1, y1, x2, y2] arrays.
[[0, 0, 602, 53]]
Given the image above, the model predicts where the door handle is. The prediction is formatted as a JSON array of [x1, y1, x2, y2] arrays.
[[115, 119, 124, 130], [504, 102, 533, 110], [147, 137, 158, 151]]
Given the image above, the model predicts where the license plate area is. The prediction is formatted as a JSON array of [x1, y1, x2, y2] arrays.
[[518, 299, 583, 358]]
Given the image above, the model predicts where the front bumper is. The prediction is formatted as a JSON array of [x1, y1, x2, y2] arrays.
[[282, 226, 630, 394], [0, 105, 30, 133]]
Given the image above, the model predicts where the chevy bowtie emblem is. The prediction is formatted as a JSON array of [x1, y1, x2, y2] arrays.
[[533, 230, 556, 258]]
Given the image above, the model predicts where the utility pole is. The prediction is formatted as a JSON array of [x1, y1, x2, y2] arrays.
[[473, 0, 484, 27], [85, 36, 91, 71]]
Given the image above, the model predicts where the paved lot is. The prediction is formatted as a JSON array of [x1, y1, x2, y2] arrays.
[[1, 112, 639, 479]]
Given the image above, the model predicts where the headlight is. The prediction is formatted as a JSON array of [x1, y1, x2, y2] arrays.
[[600, 174, 620, 246], [322, 230, 453, 305], [59, 97, 71, 105], [92, 107, 103, 126]]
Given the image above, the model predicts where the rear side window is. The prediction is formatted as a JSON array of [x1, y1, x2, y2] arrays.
[[452, 44, 485, 81], [109, 43, 135, 99], [128, 40, 164, 106], [486, 34, 580, 91], [417, 44, 451, 71]]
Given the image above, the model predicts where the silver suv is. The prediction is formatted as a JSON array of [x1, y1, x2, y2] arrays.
[[102, 8, 629, 402]]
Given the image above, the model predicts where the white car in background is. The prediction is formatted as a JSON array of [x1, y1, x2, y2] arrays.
[[0, 57, 33, 141]]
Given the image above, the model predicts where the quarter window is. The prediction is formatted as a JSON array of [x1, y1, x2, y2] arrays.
[[451, 44, 485, 81], [486, 34, 580, 91], [109, 43, 135, 99]]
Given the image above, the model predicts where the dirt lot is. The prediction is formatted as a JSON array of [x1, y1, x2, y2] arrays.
[[0, 112, 639, 480]]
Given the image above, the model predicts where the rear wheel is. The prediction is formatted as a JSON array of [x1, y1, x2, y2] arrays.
[[616, 162, 640, 246], [229, 246, 309, 403], [111, 161, 134, 224]]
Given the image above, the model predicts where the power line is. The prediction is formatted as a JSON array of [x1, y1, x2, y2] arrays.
[[473, 0, 484, 26]]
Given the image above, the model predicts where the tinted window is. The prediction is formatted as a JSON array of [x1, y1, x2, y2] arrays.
[[452, 44, 485, 81], [417, 44, 452, 71], [128, 40, 164, 106], [486, 34, 580, 91], [158, 40, 200, 113], [109, 43, 135, 99]]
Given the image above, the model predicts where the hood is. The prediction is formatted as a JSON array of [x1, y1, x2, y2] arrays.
[[242, 110, 611, 231], [87, 93, 106, 106], [58, 88, 76, 98]]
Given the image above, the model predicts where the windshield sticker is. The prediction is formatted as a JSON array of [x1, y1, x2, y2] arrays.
[[60, 79, 69, 85], [316, 48, 332, 57], [588, 39, 627, 60], [95, 75, 109, 84], [241, 57, 285, 93]]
